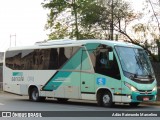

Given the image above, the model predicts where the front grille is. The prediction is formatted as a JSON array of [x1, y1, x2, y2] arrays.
[[133, 78, 154, 84], [138, 90, 152, 94], [137, 95, 154, 101]]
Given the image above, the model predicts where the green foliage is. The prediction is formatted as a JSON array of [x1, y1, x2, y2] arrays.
[[47, 22, 69, 40], [80, 0, 137, 41], [42, 0, 136, 41], [41, 0, 160, 62], [43, 0, 68, 13], [42, 0, 69, 29], [42, 0, 100, 40]]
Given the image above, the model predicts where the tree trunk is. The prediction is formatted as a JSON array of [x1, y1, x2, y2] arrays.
[[110, 0, 114, 40], [72, 0, 79, 40]]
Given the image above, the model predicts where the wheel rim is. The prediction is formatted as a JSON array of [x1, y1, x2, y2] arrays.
[[103, 94, 110, 104], [32, 90, 38, 100]]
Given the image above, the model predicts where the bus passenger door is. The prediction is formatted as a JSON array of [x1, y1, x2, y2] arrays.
[[94, 46, 122, 102], [80, 50, 95, 99]]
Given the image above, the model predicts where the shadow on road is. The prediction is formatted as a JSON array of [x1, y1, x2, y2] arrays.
[[13, 98, 152, 110]]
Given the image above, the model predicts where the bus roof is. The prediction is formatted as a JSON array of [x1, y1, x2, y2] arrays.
[[6, 39, 142, 51], [77, 39, 142, 48]]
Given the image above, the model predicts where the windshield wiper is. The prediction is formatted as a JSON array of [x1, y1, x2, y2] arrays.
[[148, 74, 155, 79]]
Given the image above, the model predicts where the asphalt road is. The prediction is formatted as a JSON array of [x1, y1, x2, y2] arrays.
[[0, 92, 160, 120]]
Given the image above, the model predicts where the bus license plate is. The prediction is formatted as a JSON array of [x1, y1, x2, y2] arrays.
[[143, 97, 149, 101]]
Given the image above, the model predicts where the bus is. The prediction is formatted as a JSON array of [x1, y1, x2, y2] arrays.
[[3, 39, 157, 107]]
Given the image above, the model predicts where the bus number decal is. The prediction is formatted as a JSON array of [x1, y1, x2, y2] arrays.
[[27, 76, 34, 82]]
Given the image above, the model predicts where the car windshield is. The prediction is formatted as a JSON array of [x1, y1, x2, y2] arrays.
[[115, 46, 154, 77]]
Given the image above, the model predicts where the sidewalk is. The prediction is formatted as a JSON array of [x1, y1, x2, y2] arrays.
[[142, 101, 160, 106]]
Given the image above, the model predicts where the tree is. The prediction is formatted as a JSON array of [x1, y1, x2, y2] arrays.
[[42, 0, 137, 41], [43, 0, 139, 41], [42, 0, 98, 40], [143, 0, 160, 61], [81, 0, 159, 61], [82, 0, 141, 43], [42, 0, 158, 61], [47, 22, 70, 40]]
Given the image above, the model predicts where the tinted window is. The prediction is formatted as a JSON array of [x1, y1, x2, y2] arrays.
[[21, 50, 34, 70], [21, 49, 58, 70], [58, 48, 69, 68], [49, 48, 58, 69], [89, 44, 121, 80], [6, 50, 22, 70], [5, 47, 81, 70], [58, 47, 81, 70]]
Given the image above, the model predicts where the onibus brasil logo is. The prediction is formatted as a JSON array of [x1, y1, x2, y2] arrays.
[[12, 72, 24, 81]]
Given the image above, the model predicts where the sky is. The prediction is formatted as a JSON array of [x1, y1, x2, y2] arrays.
[[128, 0, 144, 11], [0, 0, 146, 52], [0, 0, 48, 52]]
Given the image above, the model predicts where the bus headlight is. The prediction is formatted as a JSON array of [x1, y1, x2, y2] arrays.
[[152, 86, 157, 91], [124, 82, 138, 92]]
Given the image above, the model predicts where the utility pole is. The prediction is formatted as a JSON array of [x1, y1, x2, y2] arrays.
[[10, 34, 16, 47]]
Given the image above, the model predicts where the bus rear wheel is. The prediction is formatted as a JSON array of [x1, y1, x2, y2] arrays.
[[30, 87, 45, 102], [97, 91, 113, 107]]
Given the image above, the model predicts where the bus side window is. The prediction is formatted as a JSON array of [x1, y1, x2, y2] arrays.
[[59, 48, 68, 67], [5, 51, 22, 70], [49, 48, 58, 69], [94, 45, 121, 80]]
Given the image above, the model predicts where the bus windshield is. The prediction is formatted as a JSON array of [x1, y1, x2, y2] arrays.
[[115, 46, 154, 78]]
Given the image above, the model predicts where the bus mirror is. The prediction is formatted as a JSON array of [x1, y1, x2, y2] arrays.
[[109, 52, 113, 61]]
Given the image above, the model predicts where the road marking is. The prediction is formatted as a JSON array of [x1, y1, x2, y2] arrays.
[[0, 103, 4, 105]]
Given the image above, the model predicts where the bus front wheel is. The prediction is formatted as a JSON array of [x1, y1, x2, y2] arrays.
[[129, 102, 140, 107], [97, 91, 114, 107]]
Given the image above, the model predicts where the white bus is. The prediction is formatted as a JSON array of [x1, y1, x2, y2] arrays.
[[3, 39, 157, 107]]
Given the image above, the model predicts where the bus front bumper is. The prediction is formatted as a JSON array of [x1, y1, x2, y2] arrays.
[[131, 91, 157, 102]]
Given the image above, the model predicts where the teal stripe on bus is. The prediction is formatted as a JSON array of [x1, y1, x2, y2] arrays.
[[43, 43, 100, 91]]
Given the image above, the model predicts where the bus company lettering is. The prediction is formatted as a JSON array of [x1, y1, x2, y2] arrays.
[[12, 72, 24, 81]]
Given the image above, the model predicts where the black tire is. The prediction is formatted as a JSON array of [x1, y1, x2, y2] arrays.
[[40, 97, 46, 102], [30, 87, 45, 102], [57, 98, 68, 103], [97, 91, 113, 107], [129, 102, 140, 107]]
